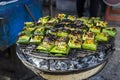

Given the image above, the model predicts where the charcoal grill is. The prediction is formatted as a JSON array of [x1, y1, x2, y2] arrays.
[[16, 36, 115, 80]]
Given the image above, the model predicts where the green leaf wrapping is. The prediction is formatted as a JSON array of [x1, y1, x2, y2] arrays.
[[95, 33, 108, 41], [68, 38, 82, 48], [102, 28, 117, 37], [17, 35, 30, 44], [82, 39, 97, 51], [36, 42, 54, 52]]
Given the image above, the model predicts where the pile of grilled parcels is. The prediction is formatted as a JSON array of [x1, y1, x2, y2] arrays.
[[17, 14, 117, 56]]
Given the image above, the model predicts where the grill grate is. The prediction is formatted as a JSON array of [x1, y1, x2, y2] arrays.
[[17, 37, 115, 59]]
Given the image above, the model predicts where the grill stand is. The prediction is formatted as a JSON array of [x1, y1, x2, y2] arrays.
[[16, 46, 108, 80], [27, 61, 107, 80]]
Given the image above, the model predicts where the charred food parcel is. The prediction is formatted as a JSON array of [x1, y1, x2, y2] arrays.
[[17, 14, 117, 57]]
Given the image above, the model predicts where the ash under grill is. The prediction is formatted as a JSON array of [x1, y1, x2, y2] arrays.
[[16, 37, 115, 73]]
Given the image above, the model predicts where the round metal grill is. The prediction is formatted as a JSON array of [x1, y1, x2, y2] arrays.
[[16, 37, 115, 73]]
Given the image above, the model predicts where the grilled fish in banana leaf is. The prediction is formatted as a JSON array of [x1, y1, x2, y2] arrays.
[[96, 21, 108, 27], [95, 33, 108, 41], [92, 17, 101, 24], [77, 17, 89, 24], [69, 30, 81, 39], [36, 36, 55, 52], [36, 42, 54, 53], [56, 13, 67, 20], [17, 34, 31, 44], [82, 32, 95, 40], [89, 26, 101, 34], [34, 27, 45, 35], [67, 15, 76, 21], [102, 27, 117, 37], [38, 16, 50, 25], [47, 18, 59, 24], [57, 29, 68, 37], [23, 27, 35, 34], [24, 22, 34, 27], [56, 36, 68, 42], [68, 38, 82, 48], [50, 41, 70, 54], [82, 39, 97, 51], [30, 35, 43, 44], [46, 28, 58, 35], [45, 18, 59, 29]]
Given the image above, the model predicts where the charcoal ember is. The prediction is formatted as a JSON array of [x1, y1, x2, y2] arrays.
[[76, 57, 90, 68], [76, 63, 89, 69], [50, 60, 78, 71], [50, 60, 56, 71], [39, 59, 48, 70], [68, 62, 75, 70], [54, 60, 68, 71], [29, 58, 48, 70], [30, 58, 41, 67], [96, 51, 106, 62], [99, 52, 105, 60], [80, 55, 99, 67], [68, 52, 77, 59], [26, 45, 35, 49], [68, 49, 87, 59], [75, 64, 83, 69], [87, 56, 99, 67], [27, 56, 34, 64], [50, 60, 69, 71], [24, 49, 31, 54], [68, 60, 79, 70], [19, 44, 27, 49], [81, 57, 89, 63], [24, 44, 36, 54]]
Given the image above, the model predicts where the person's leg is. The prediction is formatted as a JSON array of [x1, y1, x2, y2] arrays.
[[76, 0, 86, 17], [90, 0, 99, 17]]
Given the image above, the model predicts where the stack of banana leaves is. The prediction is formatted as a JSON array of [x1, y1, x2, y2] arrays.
[[17, 14, 117, 56]]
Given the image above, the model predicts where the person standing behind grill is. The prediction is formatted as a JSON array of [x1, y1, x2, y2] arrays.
[[76, 0, 99, 17]]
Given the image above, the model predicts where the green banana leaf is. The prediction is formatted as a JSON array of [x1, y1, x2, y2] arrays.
[[89, 26, 101, 34], [30, 35, 43, 44], [82, 39, 97, 51], [36, 42, 54, 52], [102, 28, 117, 37], [95, 33, 108, 41], [68, 38, 82, 48], [17, 35, 30, 44], [50, 46, 70, 54]]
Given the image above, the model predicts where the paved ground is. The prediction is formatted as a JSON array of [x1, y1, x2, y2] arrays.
[[0, 4, 120, 80]]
